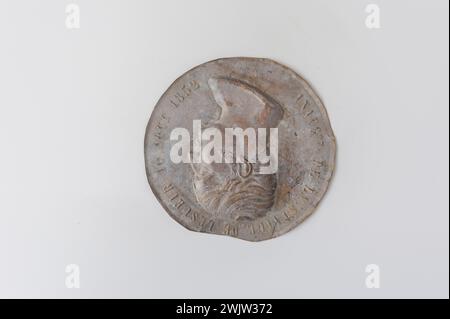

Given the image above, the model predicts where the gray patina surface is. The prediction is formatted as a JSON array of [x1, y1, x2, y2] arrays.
[[145, 57, 336, 241]]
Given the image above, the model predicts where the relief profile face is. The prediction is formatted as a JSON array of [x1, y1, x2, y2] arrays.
[[191, 78, 284, 222]]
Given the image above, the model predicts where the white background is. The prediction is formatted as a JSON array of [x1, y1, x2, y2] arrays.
[[0, 0, 448, 298]]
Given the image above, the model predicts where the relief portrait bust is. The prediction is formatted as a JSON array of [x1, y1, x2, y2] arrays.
[[191, 78, 284, 221]]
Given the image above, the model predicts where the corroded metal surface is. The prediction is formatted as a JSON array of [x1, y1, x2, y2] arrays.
[[145, 57, 336, 241]]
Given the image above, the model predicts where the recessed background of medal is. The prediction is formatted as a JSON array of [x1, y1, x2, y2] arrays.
[[145, 58, 335, 240]]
